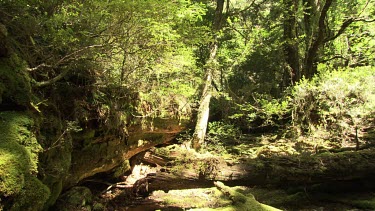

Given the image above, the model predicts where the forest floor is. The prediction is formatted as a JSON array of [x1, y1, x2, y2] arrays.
[[96, 186, 372, 211], [89, 132, 375, 211]]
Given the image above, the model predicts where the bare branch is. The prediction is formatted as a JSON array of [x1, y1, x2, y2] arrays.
[[55, 44, 104, 66], [355, 17, 375, 23], [27, 44, 104, 72], [31, 44, 104, 87], [26, 63, 52, 71], [34, 69, 70, 87]]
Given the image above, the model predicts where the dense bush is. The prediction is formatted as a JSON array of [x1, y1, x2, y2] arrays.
[[291, 65, 375, 145], [225, 94, 290, 133], [206, 121, 242, 145], [217, 65, 374, 150]]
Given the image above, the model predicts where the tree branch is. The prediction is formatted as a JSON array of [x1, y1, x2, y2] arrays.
[[30, 44, 104, 87], [319, 55, 349, 63], [34, 69, 70, 87], [27, 44, 104, 72], [324, 18, 355, 43], [226, 0, 264, 17], [26, 63, 53, 71], [324, 17, 375, 43]]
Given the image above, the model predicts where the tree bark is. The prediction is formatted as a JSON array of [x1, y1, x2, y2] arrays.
[[145, 149, 375, 190], [192, 68, 213, 149], [283, 0, 300, 87], [191, 0, 225, 150], [304, 0, 333, 79]]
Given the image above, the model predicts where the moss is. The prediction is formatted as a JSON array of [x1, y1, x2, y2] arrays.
[[347, 198, 375, 209], [188, 182, 281, 211], [36, 113, 73, 208], [113, 160, 131, 178], [42, 178, 63, 209], [209, 182, 281, 211], [0, 112, 42, 194], [250, 187, 308, 209], [92, 202, 105, 211], [152, 188, 231, 209], [54, 186, 93, 211], [0, 111, 49, 210], [0, 56, 31, 106], [0, 141, 28, 196], [40, 141, 72, 208], [10, 176, 50, 211], [315, 192, 375, 210]]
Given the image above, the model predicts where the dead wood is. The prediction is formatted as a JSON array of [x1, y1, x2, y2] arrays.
[[141, 148, 375, 191]]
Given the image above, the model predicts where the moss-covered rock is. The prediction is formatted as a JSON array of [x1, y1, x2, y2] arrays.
[[0, 111, 50, 210], [10, 176, 50, 211], [38, 114, 73, 209], [197, 181, 281, 211], [54, 186, 93, 211]]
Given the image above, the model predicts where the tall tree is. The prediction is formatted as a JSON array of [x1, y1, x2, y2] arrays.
[[283, 0, 300, 86], [192, 0, 225, 150], [282, 0, 374, 83], [303, 0, 333, 78]]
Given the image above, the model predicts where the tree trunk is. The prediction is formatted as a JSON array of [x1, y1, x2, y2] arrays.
[[192, 69, 213, 149], [282, 0, 300, 87], [303, 0, 333, 79], [191, 0, 225, 150], [144, 149, 375, 191]]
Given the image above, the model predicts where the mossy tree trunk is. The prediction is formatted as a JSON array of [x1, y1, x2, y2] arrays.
[[145, 149, 375, 190], [192, 48, 215, 150]]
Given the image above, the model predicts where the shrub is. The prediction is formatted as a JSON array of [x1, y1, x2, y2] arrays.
[[291, 66, 375, 145], [228, 94, 291, 132], [206, 121, 242, 152]]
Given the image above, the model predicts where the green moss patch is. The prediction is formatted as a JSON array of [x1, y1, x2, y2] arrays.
[[55, 186, 93, 210], [0, 56, 31, 106], [0, 111, 49, 209], [150, 183, 281, 211], [10, 176, 50, 211]]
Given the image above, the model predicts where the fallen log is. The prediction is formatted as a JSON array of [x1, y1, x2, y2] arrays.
[[142, 148, 375, 191]]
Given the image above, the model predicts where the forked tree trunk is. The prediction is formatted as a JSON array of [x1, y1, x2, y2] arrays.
[[283, 0, 300, 87], [191, 0, 225, 150], [304, 0, 333, 79]]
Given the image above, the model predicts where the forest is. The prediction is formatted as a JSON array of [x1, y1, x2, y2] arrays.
[[0, 0, 374, 210]]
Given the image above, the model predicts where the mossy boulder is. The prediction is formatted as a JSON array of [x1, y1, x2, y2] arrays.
[[202, 181, 281, 211], [0, 111, 50, 210], [10, 176, 50, 211], [54, 186, 93, 211]]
